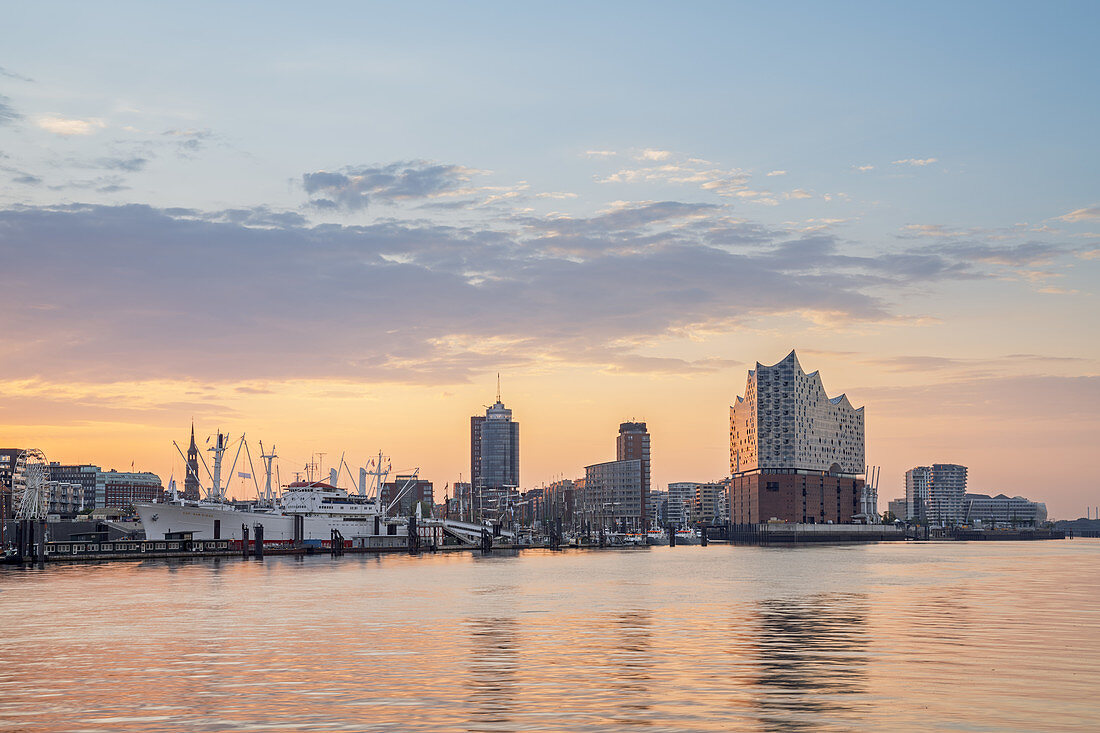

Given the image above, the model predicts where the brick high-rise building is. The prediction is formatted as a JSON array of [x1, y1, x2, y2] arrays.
[[616, 422, 650, 531], [380, 475, 435, 517]]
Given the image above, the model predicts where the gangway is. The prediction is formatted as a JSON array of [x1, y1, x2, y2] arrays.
[[435, 518, 515, 546]]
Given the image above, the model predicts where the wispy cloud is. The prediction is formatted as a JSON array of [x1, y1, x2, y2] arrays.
[[892, 157, 937, 167], [303, 160, 481, 211], [637, 149, 672, 161], [1059, 205, 1100, 223], [0, 94, 21, 125], [36, 116, 105, 136], [0, 65, 34, 82], [583, 150, 616, 158], [855, 164, 874, 172], [766, 170, 787, 177]]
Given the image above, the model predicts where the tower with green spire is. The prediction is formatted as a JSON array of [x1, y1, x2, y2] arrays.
[[183, 422, 201, 501]]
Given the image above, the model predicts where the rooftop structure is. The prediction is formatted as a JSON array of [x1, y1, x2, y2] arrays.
[[730, 350, 865, 476]]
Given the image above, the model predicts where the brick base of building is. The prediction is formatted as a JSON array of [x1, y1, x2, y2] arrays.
[[729, 470, 864, 524]]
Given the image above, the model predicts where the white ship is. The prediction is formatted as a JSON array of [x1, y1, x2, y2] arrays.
[[135, 432, 414, 543]]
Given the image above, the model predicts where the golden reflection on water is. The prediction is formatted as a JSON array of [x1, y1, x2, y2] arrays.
[[1, 541, 1099, 732]]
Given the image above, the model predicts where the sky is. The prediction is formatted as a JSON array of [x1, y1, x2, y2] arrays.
[[1, 1, 1098, 518]]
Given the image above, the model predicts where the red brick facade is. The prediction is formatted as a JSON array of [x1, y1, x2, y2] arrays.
[[729, 471, 864, 524]]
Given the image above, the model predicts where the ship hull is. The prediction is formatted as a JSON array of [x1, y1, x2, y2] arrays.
[[136, 502, 398, 541]]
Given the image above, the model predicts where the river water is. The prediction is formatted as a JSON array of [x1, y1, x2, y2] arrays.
[[1, 540, 1098, 732]]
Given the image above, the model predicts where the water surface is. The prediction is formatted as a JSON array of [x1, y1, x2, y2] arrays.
[[2, 540, 1098, 731]]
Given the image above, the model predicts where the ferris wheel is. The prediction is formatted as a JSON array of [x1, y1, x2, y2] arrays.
[[12, 448, 51, 521]]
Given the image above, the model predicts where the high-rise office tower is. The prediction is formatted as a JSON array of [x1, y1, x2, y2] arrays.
[[470, 378, 519, 518]]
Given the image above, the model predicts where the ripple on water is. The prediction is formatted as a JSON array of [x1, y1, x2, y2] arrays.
[[0, 541, 1098, 732]]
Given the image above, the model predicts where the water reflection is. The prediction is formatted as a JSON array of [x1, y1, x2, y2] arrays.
[[465, 617, 519, 732], [751, 593, 869, 731], [603, 610, 654, 727], [1, 543, 1098, 732]]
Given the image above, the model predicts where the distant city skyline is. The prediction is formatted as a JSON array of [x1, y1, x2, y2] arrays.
[[1, 3, 1097, 518]]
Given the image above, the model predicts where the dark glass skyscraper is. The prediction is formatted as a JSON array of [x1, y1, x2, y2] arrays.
[[470, 388, 519, 518]]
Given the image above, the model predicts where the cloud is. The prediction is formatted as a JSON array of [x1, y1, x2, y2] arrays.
[[766, 170, 787, 177], [95, 157, 148, 172], [36, 116, 105, 136], [784, 189, 813, 200], [0, 66, 34, 82], [637, 149, 672, 161], [46, 175, 130, 193], [584, 150, 616, 158], [302, 160, 480, 211], [1059, 205, 1100, 223], [162, 128, 213, 155], [855, 164, 874, 172], [892, 157, 937, 167], [594, 150, 760, 199], [0, 94, 20, 125], [0, 200, 997, 386]]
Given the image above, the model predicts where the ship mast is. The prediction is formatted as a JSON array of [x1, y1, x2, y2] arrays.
[[209, 431, 228, 503], [260, 441, 278, 505], [362, 450, 390, 498]]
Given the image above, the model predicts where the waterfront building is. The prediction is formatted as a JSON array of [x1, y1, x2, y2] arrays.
[[0, 448, 21, 522], [906, 464, 967, 524], [887, 498, 907, 521], [580, 421, 652, 532], [47, 463, 101, 512], [451, 481, 471, 520], [666, 482, 697, 527], [380, 475, 434, 517], [45, 481, 82, 517], [546, 478, 577, 525], [0, 449, 20, 491], [647, 489, 668, 528], [963, 493, 1047, 526], [583, 459, 644, 532], [729, 351, 865, 523], [98, 470, 164, 508], [905, 466, 930, 521], [694, 482, 727, 524], [470, 384, 519, 520]]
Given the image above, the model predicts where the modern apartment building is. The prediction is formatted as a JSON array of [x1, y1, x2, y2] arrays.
[[47, 463, 101, 512], [905, 466, 931, 522], [583, 459, 644, 531], [666, 482, 697, 527], [906, 464, 967, 524]]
